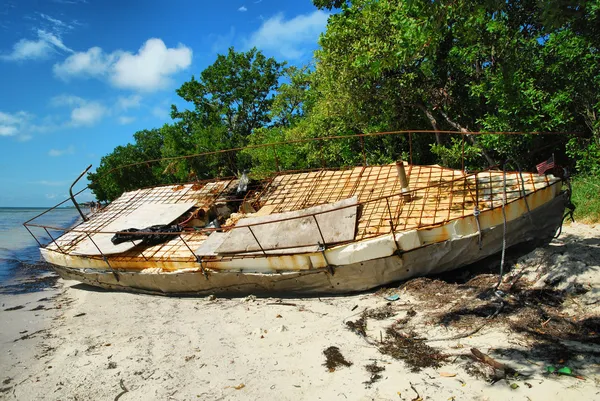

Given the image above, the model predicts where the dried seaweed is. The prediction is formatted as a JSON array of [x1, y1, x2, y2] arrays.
[[378, 328, 447, 372], [346, 316, 367, 337], [364, 305, 395, 320], [323, 346, 353, 372], [346, 306, 396, 337], [363, 362, 385, 388]]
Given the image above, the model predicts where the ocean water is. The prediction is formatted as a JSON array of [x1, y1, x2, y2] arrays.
[[0, 207, 81, 294]]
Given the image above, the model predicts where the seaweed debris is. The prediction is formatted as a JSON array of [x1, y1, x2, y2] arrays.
[[365, 305, 395, 320], [346, 306, 396, 337], [346, 316, 367, 337], [363, 362, 385, 388], [378, 328, 447, 372], [323, 346, 353, 372]]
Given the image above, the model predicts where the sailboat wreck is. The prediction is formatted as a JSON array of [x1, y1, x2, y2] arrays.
[[25, 132, 568, 296]]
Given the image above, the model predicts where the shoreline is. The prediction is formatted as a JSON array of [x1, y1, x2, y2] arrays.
[[1, 222, 598, 400]]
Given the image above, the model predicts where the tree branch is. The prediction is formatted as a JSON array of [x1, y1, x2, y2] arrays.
[[438, 110, 495, 167]]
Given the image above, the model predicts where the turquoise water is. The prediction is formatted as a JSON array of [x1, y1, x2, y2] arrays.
[[0, 207, 81, 293]]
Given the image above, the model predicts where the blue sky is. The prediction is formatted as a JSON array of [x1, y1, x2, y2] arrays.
[[0, 0, 329, 207]]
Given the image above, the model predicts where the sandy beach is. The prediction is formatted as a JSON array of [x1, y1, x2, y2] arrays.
[[1, 222, 598, 401]]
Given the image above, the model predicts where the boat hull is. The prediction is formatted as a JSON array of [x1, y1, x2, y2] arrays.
[[50, 191, 567, 296]]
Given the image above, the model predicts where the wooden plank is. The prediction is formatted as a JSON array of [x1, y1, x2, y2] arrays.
[[215, 197, 358, 254], [71, 202, 196, 256]]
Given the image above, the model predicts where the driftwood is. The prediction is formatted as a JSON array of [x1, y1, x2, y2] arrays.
[[470, 348, 518, 376]]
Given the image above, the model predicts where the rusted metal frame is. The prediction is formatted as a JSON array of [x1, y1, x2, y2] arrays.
[[318, 138, 326, 169], [461, 134, 466, 172], [131, 240, 149, 262], [326, 170, 346, 203], [70, 165, 93, 222], [174, 184, 194, 203], [96, 130, 579, 184], [463, 172, 483, 249], [43, 228, 65, 253], [29, 167, 510, 236], [433, 172, 445, 225], [488, 170, 494, 209], [445, 172, 455, 223], [347, 166, 367, 201], [271, 144, 281, 172], [252, 172, 282, 210], [179, 234, 208, 279], [205, 180, 562, 259], [210, 179, 236, 204], [418, 166, 434, 228], [23, 225, 42, 247], [312, 215, 334, 275], [136, 176, 236, 192], [24, 186, 88, 226], [305, 170, 328, 207], [336, 167, 359, 202], [298, 170, 326, 211], [311, 170, 333, 206], [84, 232, 119, 280], [360, 135, 367, 167], [408, 132, 413, 166], [363, 166, 386, 235], [247, 226, 267, 257], [386, 197, 401, 253]]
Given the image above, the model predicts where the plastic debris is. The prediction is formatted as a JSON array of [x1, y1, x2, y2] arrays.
[[546, 365, 585, 380], [385, 294, 400, 301]]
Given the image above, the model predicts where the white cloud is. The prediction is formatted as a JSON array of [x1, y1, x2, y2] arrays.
[[118, 116, 136, 125], [48, 145, 75, 157], [53, 38, 192, 92], [50, 94, 86, 107], [70, 102, 106, 126], [116, 94, 142, 111], [0, 111, 31, 137], [246, 11, 329, 60], [0, 125, 18, 136], [238, 6, 248, 12], [53, 46, 115, 79], [50, 95, 108, 126], [39, 13, 72, 30], [1, 29, 72, 61]]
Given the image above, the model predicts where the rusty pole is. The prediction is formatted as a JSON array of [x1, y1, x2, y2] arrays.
[[395, 160, 412, 202]]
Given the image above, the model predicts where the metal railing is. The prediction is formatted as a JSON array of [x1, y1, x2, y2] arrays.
[[22, 130, 565, 268]]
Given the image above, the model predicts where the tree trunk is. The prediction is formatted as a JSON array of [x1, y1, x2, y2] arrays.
[[416, 104, 443, 146], [439, 110, 496, 167]]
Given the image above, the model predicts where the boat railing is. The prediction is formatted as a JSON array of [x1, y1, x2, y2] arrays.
[[23, 130, 567, 262]]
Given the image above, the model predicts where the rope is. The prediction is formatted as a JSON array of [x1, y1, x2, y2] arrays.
[[554, 168, 576, 239], [494, 164, 509, 292], [473, 207, 482, 249]]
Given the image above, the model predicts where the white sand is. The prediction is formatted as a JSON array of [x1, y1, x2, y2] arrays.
[[1, 222, 599, 401]]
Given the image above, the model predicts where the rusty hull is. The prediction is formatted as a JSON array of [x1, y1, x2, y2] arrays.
[[41, 178, 565, 295], [48, 190, 567, 295]]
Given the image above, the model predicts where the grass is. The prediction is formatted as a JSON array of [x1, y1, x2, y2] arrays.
[[571, 175, 600, 223]]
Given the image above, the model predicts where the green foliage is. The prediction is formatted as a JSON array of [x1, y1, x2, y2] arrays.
[[89, 48, 285, 201], [430, 137, 483, 171], [571, 175, 600, 223], [88, 0, 600, 214], [88, 129, 169, 202]]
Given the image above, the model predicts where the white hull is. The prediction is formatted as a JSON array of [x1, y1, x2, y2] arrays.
[[47, 187, 566, 296]]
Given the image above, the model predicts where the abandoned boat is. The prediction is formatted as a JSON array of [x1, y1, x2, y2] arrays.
[[24, 132, 568, 295]]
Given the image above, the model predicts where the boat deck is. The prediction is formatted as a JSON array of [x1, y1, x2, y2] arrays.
[[44, 164, 557, 265]]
